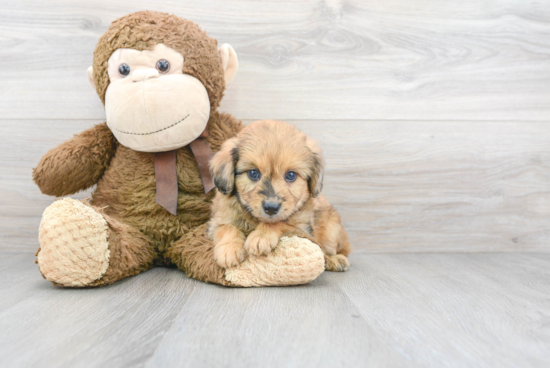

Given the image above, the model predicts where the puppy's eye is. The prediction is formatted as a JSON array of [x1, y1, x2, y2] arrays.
[[156, 59, 170, 73], [118, 63, 131, 77], [285, 171, 297, 183], [247, 169, 261, 181]]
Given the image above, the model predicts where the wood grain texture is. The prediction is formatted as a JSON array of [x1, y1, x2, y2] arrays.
[[1, 252, 549, 367], [1, 0, 549, 120], [338, 253, 550, 367], [0, 253, 197, 368], [0, 120, 97, 252], [2, 119, 549, 253], [290, 119, 550, 252], [147, 272, 406, 368]]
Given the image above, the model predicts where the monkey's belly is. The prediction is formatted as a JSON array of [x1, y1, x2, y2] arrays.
[[90, 148, 214, 246]]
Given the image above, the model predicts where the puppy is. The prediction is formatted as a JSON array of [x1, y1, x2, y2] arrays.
[[208, 120, 351, 272]]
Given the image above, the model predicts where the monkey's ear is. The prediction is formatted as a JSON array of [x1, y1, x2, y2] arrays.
[[218, 44, 238, 85], [306, 137, 324, 198], [87, 66, 96, 90], [209, 137, 239, 195]]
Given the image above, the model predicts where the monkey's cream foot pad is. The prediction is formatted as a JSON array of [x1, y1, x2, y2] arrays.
[[37, 198, 110, 287], [224, 236, 325, 287]]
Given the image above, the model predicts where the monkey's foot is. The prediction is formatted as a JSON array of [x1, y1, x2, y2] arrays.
[[224, 236, 325, 287], [37, 198, 110, 287]]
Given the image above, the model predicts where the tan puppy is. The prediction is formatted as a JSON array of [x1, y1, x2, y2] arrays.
[[208, 120, 351, 272]]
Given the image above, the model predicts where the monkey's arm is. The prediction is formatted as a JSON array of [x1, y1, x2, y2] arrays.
[[33, 123, 116, 196]]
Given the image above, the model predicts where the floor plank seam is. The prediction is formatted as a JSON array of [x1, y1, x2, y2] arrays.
[[142, 280, 200, 368]]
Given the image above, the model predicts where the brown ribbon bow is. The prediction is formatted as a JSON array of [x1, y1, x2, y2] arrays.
[[154, 130, 215, 215]]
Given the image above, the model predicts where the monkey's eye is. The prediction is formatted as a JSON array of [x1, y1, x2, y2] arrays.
[[285, 171, 297, 183], [247, 169, 261, 181], [118, 63, 131, 77], [156, 59, 170, 73]]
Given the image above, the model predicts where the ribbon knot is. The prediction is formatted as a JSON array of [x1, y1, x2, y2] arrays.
[[154, 132, 215, 215]]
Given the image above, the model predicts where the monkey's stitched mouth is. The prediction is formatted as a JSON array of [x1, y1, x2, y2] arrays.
[[115, 114, 190, 135]]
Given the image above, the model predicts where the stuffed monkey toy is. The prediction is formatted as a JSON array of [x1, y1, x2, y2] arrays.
[[33, 11, 325, 287]]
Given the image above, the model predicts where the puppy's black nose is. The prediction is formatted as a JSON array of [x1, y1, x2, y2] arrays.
[[262, 202, 281, 216]]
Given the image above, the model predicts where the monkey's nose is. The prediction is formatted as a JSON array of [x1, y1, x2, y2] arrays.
[[262, 202, 281, 216], [132, 68, 159, 82]]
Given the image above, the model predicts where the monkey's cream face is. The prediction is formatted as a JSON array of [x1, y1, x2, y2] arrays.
[[103, 44, 210, 152]]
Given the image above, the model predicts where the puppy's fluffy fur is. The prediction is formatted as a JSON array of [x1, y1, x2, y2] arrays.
[[208, 120, 351, 271]]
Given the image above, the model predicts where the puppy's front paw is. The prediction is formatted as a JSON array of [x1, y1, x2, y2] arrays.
[[214, 241, 247, 269], [245, 229, 279, 256]]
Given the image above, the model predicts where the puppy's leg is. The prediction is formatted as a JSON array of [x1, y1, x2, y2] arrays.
[[213, 224, 247, 269], [245, 223, 280, 256], [314, 207, 351, 272], [169, 223, 324, 287], [325, 254, 350, 272], [323, 222, 351, 272], [245, 222, 294, 256]]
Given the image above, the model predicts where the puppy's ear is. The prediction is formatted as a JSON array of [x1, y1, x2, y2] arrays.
[[209, 137, 239, 195], [306, 136, 324, 198]]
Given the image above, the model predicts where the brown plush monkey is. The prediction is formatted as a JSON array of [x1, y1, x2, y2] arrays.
[[33, 11, 325, 287]]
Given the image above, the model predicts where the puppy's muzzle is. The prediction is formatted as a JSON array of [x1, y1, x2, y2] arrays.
[[262, 200, 281, 216]]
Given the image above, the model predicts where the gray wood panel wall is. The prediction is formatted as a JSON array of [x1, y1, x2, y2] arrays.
[[1, 0, 549, 252]]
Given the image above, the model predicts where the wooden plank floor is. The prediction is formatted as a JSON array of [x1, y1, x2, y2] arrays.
[[1, 252, 549, 367]]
